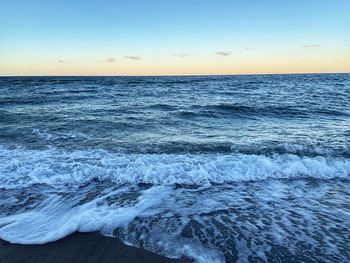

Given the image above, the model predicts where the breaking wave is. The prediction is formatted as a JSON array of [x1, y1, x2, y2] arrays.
[[1, 145, 349, 189]]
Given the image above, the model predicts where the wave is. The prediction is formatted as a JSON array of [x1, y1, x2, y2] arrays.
[[146, 103, 178, 111], [0, 171, 349, 262], [21, 130, 350, 156], [177, 104, 350, 119], [0, 146, 349, 189]]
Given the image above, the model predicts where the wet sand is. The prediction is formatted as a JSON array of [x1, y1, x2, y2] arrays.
[[0, 232, 192, 263]]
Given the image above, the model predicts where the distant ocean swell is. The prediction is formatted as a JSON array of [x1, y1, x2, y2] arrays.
[[176, 104, 350, 119]]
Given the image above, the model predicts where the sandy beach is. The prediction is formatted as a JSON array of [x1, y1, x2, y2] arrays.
[[0, 232, 192, 263]]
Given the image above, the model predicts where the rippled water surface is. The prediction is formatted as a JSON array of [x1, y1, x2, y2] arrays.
[[0, 74, 349, 262]]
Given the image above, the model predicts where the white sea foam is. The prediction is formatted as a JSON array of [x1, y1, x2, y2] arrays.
[[1, 179, 349, 262], [0, 146, 349, 189], [0, 186, 168, 244], [0, 145, 349, 262], [0, 183, 226, 262]]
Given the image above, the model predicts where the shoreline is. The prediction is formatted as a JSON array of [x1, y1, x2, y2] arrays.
[[0, 232, 193, 263]]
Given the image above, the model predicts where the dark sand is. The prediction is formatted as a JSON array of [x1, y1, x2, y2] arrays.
[[0, 232, 192, 263]]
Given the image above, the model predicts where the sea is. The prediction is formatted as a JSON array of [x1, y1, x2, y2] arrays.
[[0, 74, 349, 262]]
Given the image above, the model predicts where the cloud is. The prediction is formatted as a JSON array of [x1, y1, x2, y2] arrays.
[[57, 60, 68, 63], [214, 51, 231, 56], [105, 57, 116, 63], [125, 55, 141, 61], [302, 44, 321, 49], [173, 52, 191, 58], [245, 47, 253, 51]]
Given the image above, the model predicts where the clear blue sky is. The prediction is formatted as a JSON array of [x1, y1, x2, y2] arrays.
[[1, 0, 349, 75]]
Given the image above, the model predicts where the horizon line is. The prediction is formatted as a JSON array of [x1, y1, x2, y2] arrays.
[[1, 72, 349, 78]]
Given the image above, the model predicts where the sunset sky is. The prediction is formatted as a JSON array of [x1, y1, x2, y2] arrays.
[[1, 0, 349, 76]]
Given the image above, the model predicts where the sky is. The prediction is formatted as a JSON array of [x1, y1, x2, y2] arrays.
[[0, 0, 349, 76]]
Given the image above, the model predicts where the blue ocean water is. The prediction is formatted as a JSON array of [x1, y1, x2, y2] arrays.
[[0, 74, 349, 262]]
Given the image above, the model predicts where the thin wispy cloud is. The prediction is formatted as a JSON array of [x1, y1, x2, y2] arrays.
[[173, 52, 191, 58], [302, 44, 321, 49], [245, 47, 253, 51], [214, 51, 231, 56], [57, 59, 68, 63], [105, 57, 116, 63], [125, 55, 142, 61]]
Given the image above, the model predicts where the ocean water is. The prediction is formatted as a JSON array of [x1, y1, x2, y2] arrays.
[[0, 74, 349, 262]]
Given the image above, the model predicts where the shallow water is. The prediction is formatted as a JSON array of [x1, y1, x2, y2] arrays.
[[0, 74, 349, 262]]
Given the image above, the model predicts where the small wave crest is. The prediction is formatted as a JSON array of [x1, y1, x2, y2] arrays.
[[176, 103, 350, 119]]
